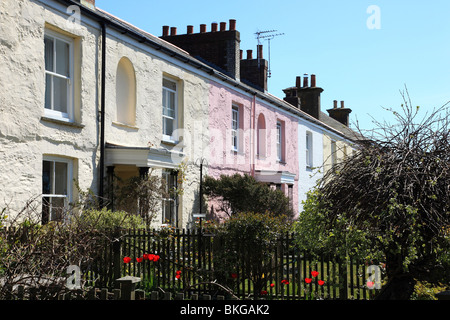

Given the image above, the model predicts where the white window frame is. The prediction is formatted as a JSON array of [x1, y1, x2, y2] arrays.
[[231, 105, 239, 152], [162, 78, 178, 142], [42, 156, 73, 223], [276, 122, 282, 161], [44, 29, 74, 122], [306, 131, 313, 168]]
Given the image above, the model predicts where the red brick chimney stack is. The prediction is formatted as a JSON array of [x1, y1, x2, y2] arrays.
[[327, 100, 353, 126], [160, 19, 241, 80]]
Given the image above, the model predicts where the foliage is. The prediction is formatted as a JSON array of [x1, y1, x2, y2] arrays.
[[293, 188, 380, 263], [213, 212, 292, 298], [80, 208, 146, 230], [113, 170, 168, 228], [203, 173, 294, 219], [410, 280, 448, 300], [0, 196, 131, 299], [306, 90, 450, 299]]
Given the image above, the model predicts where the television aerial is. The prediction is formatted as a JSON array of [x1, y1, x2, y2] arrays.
[[255, 30, 284, 78]]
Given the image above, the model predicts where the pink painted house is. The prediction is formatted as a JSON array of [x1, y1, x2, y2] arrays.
[[207, 80, 299, 220]]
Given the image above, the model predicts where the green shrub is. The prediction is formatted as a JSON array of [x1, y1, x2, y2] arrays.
[[80, 208, 146, 230], [411, 280, 448, 300], [203, 174, 294, 219], [213, 212, 291, 297]]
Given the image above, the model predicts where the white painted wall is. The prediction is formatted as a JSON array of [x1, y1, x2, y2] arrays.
[[297, 119, 324, 213], [0, 0, 101, 219]]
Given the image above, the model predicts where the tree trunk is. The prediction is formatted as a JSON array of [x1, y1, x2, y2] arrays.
[[375, 273, 415, 300], [376, 249, 416, 300]]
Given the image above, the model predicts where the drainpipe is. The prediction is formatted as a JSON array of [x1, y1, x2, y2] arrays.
[[99, 21, 107, 207], [251, 94, 256, 177]]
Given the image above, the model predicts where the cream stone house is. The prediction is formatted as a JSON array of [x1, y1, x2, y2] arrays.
[[0, 0, 218, 228]]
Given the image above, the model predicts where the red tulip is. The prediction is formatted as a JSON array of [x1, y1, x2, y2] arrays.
[[311, 271, 319, 278], [123, 257, 131, 264], [175, 274, 181, 280], [305, 278, 312, 284], [136, 257, 143, 263], [153, 255, 160, 262], [143, 254, 149, 260], [270, 283, 275, 288], [318, 280, 325, 286], [231, 273, 238, 279], [260, 290, 268, 295]]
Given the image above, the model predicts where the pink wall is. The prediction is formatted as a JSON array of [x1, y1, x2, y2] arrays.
[[207, 81, 299, 220]]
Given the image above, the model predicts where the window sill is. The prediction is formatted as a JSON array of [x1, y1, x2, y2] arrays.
[[41, 116, 85, 129], [112, 121, 139, 130], [277, 160, 287, 165], [161, 138, 181, 146], [230, 149, 245, 156]]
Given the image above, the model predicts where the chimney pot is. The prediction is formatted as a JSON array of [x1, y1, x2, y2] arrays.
[[311, 74, 316, 87], [170, 27, 177, 36], [341, 101, 345, 108], [220, 22, 227, 31], [211, 22, 218, 32], [257, 45, 263, 59], [334, 100, 338, 108], [229, 19, 236, 31], [246, 50, 253, 60], [162, 25, 170, 36], [240, 50, 243, 60], [187, 25, 194, 34], [200, 24, 207, 33], [296, 76, 301, 88], [303, 74, 309, 88]]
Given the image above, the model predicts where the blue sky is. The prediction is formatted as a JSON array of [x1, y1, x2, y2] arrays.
[[96, 0, 450, 132]]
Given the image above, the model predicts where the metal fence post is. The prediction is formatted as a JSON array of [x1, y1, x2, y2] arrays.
[[112, 228, 122, 287]]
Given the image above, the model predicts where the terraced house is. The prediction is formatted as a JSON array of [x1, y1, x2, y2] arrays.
[[0, 0, 361, 227]]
